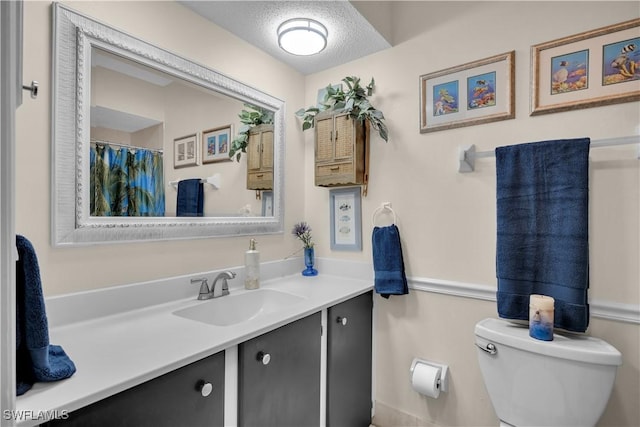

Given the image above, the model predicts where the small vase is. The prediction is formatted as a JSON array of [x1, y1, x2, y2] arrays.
[[302, 247, 318, 276]]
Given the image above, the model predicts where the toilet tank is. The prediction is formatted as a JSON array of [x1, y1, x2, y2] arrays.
[[475, 318, 622, 427]]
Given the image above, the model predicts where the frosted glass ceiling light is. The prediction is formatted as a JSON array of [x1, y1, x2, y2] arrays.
[[277, 18, 328, 56]]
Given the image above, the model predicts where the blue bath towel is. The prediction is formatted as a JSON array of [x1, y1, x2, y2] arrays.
[[495, 138, 590, 332], [177, 179, 204, 217], [372, 225, 409, 299], [16, 235, 76, 395]]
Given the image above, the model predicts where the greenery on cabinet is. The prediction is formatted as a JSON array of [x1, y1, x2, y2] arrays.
[[295, 76, 388, 142], [229, 104, 274, 161]]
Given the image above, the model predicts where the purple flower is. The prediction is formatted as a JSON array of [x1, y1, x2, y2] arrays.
[[292, 221, 314, 248]]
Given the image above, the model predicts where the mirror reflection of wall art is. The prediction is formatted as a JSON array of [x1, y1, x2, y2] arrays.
[[174, 133, 198, 168], [419, 51, 515, 133], [329, 187, 362, 251], [202, 125, 232, 163], [531, 18, 640, 115]]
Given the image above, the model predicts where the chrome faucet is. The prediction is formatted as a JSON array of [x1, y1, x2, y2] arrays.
[[193, 271, 236, 300]]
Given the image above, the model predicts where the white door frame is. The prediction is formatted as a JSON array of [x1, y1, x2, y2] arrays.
[[1, 1, 21, 425]]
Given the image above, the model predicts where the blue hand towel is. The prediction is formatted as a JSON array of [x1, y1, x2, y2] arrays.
[[372, 225, 409, 299], [495, 138, 590, 332], [177, 178, 204, 217], [16, 235, 76, 395]]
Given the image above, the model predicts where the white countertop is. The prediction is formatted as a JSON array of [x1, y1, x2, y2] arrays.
[[15, 258, 373, 426]]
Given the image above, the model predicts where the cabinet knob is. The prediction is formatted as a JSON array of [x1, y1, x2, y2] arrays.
[[257, 351, 271, 365], [336, 316, 348, 326], [195, 380, 213, 397]]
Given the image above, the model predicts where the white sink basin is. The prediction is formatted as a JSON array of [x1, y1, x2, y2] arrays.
[[173, 289, 306, 326]]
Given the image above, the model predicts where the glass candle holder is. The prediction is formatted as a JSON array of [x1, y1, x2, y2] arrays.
[[529, 294, 554, 341]]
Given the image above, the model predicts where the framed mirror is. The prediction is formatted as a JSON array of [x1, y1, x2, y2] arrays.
[[52, 4, 285, 245]]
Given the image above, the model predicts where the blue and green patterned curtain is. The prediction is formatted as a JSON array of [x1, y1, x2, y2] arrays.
[[90, 144, 165, 216]]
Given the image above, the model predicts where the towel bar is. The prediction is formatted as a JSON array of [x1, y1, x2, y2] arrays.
[[169, 174, 221, 189], [458, 135, 640, 173]]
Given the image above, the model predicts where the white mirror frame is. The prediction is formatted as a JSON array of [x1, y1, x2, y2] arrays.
[[52, 4, 285, 246]]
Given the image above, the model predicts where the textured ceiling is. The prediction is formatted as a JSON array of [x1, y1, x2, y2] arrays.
[[179, 1, 392, 75]]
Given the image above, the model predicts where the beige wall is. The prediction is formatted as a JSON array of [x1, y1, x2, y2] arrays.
[[302, 2, 639, 426], [92, 66, 165, 123], [15, 1, 639, 426]]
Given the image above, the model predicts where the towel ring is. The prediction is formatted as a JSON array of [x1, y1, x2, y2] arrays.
[[372, 202, 397, 226]]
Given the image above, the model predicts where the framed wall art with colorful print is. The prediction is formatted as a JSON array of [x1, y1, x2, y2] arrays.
[[531, 18, 640, 115], [420, 51, 515, 133]]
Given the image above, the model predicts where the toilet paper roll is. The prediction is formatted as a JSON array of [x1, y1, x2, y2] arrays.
[[411, 362, 441, 398]]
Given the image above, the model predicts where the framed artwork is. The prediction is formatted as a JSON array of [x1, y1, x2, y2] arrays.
[[329, 187, 362, 251], [202, 125, 232, 163], [531, 18, 640, 115], [261, 191, 273, 217], [420, 51, 515, 133], [173, 133, 198, 168]]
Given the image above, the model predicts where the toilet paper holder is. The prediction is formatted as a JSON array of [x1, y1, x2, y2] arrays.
[[410, 358, 449, 393]]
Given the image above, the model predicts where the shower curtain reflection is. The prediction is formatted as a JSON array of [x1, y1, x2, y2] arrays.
[[90, 144, 165, 216]]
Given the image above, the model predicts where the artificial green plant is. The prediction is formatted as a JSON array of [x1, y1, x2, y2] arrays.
[[295, 76, 388, 142], [229, 103, 274, 162]]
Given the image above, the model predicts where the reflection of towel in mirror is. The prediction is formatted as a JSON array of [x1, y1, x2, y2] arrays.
[[177, 179, 204, 217], [16, 235, 76, 395], [372, 225, 409, 299], [495, 138, 590, 333]]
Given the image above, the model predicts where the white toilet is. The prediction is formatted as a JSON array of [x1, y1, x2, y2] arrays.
[[475, 318, 622, 427]]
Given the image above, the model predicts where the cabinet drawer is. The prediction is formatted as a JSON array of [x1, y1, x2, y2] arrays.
[[316, 163, 354, 178], [247, 172, 273, 190], [316, 163, 356, 186], [315, 162, 367, 187], [45, 351, 225, 427]]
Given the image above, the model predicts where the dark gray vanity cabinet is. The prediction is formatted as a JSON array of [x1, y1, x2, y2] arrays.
[[238, 312, 322, 427], [43, 351, 225, 427], [327, 291, 373, 427]]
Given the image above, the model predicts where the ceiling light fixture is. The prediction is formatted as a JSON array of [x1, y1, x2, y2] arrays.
[[277, 18, 328, 56]]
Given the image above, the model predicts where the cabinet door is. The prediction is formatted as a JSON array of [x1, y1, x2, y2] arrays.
[[333, 114, 355, 161], [261, 128, 274, 170], [315, 115, 335, 163], [45, 351, 225, 427], [327, 292, 373, 427], [239, 312, 322, 427], [247, 131, 262, 172]]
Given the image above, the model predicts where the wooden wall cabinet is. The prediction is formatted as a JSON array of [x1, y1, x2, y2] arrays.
[[314, 111, 369, 189], [246, 124, 274, 190]]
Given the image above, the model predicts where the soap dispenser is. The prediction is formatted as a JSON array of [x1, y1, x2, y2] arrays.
[[245, 238, 260, 290]]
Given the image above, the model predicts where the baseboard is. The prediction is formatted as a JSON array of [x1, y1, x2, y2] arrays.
[[372, 401, 436, 427]]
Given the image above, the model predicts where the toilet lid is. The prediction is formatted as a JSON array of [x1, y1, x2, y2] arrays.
[[475, 318, 622, 366]]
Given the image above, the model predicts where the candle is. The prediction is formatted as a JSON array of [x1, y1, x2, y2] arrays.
[[529, 294, 554, 341]]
